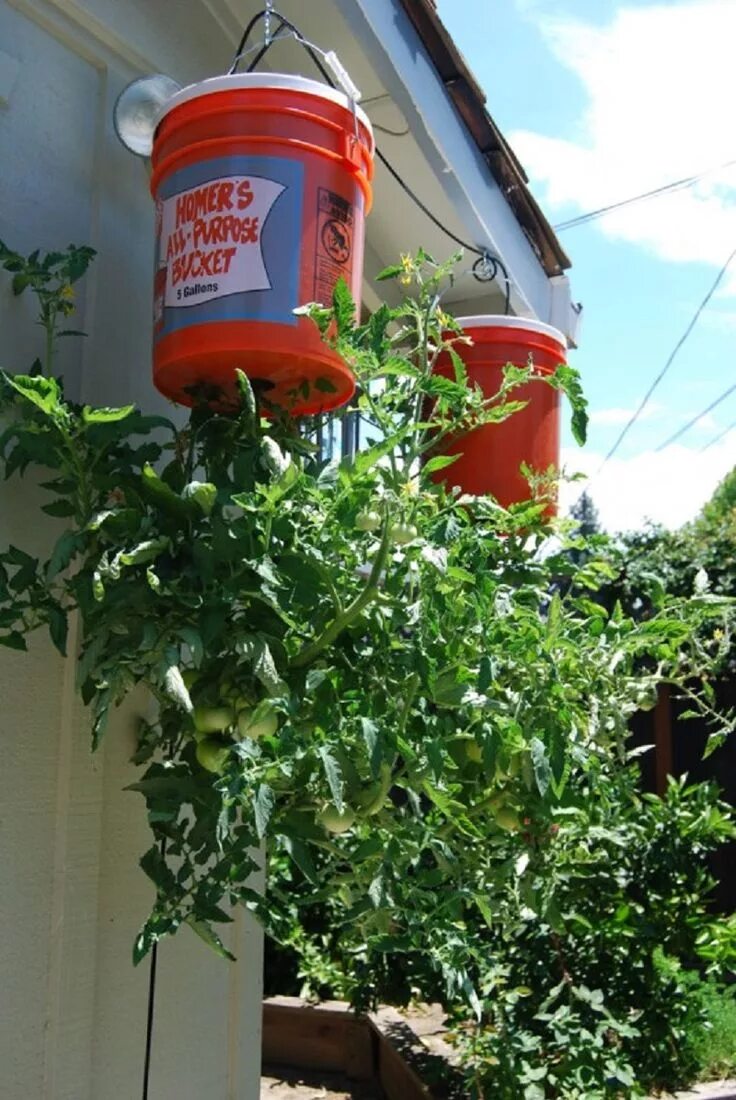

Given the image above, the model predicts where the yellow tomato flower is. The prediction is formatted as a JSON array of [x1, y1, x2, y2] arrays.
[[399, 253, 414, 287]]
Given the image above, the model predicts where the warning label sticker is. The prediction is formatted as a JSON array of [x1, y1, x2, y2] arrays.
[[157, 174, 285, 308], [314, 188, 354, 305]]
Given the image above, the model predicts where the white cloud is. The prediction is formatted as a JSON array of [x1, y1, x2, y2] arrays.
[[560, 434, 735, 531], [512, 2, 736, 284], [589, 402, 664, 426]]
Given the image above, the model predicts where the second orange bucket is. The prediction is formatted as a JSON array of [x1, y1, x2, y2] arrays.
[[149, 74, 374, 414], [430, 316, 567, 513]]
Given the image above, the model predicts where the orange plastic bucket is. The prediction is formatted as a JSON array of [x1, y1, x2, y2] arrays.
[[149, 74, 374, 414], [430, 316, 567, 513]]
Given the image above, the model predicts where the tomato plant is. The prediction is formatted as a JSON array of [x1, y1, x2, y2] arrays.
[[1, 245, 734, 1098]]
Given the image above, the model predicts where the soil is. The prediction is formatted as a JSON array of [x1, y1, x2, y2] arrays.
[[261, 1064, 384, 1099]]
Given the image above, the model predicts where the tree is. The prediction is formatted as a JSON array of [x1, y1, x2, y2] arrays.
[[570, 489, 601, 537], [700, 466, 736, 531]]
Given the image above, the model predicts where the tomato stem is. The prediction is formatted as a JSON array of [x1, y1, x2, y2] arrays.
[[290, 514, 391, 668]]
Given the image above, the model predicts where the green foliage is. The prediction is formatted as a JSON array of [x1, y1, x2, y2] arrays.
[[1, 249, 734, 1098], [268, 771, 736, 1097], [603, 465, 736, 612], [687, 975, 736, 1081], [700, 465, 736, 530], [0, 240, 95, 376], [588, 467, 736, 753]]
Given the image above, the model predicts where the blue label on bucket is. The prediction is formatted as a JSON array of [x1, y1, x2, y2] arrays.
[[153, 155, 303, 338]]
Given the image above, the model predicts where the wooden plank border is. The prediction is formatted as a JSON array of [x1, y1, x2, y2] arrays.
[[262, 998, 736, 1100], [262, 997, 375, 1081], [262, 998, 460, 1099]]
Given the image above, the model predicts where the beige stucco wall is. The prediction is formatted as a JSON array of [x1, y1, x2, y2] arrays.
[[0, 2, 264, 1096]]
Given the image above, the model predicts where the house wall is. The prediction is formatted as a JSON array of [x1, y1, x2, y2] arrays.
[[0, 2, 264, 1097], [0, 2, 575, 1096]]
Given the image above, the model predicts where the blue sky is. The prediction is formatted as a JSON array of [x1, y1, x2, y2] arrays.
[[437, 0, 736, 530]]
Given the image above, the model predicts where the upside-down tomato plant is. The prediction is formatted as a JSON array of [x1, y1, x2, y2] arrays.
[[1, 245, 733, 1097]]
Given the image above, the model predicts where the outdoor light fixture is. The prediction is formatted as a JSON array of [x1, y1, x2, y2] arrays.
[[113, 74, 181, 157]]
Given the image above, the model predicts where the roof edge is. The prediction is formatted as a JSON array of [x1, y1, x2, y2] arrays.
[[397, 0, 571, 277]]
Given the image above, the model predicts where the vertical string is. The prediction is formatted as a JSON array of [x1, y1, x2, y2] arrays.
[[141, 837, 165, 1100], [141, 940, 159, 1100]]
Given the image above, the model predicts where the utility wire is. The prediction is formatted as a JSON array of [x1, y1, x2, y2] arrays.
[[593, 243, 736, 478], [656, 382, 736, 452], [554, 157, 736, 232], [700, 419, 736, 452]]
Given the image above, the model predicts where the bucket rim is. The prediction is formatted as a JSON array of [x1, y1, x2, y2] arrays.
[[154, 73, 374, 146], [455, 314, 567, 349]]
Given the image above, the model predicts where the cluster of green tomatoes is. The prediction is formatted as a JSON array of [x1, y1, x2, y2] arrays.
[[354, 508, 418, 545], [183, 670, 279, 774], [183, 669, 394, 835]]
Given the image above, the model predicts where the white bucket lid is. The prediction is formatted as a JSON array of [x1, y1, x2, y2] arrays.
[[456, 315, 567, 348], [155, 72, 374, 149]]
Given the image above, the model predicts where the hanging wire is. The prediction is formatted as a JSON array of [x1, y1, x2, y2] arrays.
[[229, 8, 271, 73], [567, 241, 736, 515], [700, 419, 736, 453], [655, 381, 736, 452], [372, 122, 411, 137], [228, 7, 512, 314], [141, 837, 166, 1100], [554, 156, 736, 232], [141, 940, 159, 1100], [592, 243, 736, 478]]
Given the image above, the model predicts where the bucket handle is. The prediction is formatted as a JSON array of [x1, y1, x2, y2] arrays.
[[228, 7, 363, 142]]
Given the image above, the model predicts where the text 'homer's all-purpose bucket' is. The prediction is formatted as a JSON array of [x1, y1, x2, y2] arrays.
[[149, 73, 374, 414], [430, 316, 567, 514]]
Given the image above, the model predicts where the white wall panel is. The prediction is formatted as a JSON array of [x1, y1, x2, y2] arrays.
[[0, 3, 264, 1097]]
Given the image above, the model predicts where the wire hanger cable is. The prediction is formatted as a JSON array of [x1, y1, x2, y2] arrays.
[[229, 7, 512, 313]]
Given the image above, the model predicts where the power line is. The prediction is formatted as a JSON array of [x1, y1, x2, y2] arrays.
[[700, 419, 736, 452], [656, 382, 736, 452], [554, 157, 736, 232], [593, 243, 736, 477]]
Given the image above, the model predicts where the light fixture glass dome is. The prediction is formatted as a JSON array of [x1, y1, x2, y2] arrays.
[[113, 75, 181, 157]]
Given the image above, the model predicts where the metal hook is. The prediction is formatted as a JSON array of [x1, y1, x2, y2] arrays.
[[472, 252, 498, 283], [264, 0, 274, 46]]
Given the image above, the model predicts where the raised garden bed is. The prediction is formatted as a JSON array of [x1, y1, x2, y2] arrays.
[[261, 997, 736, 1100]]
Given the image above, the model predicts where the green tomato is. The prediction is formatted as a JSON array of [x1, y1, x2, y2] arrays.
[[193, 705, 234, 735], [355, 509, 381, 532], [317, 805, 356, 834], [389, 522, 418, 546], [465, 740, 483, 764], [495, 753, 522, 782], [237, 707, 279, 741], [493, 807, 521, 833], [196, 737, 231, 774], [181, 669, 200, 690], [636, 684, 659, 711]]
